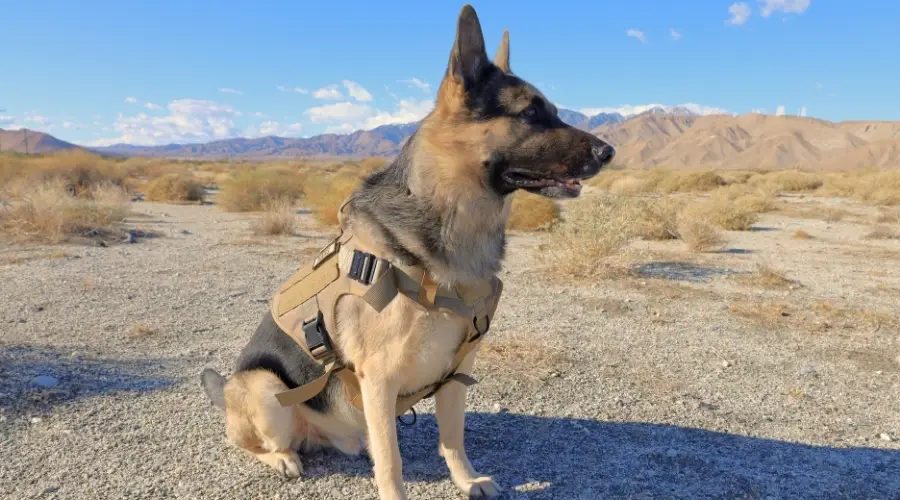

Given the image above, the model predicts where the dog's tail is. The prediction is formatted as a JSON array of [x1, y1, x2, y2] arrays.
[[200, 368, 227, 411]]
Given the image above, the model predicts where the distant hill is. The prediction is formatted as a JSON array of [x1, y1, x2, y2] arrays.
[[591, 111, 900, 171], [0, 128, 83, 154], [92, 109, 625, 159]]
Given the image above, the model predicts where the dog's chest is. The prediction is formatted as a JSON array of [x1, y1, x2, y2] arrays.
[[336, 295, 469, 394]]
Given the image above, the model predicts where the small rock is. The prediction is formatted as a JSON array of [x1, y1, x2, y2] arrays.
[[30, 417, 43, 424], [32, 305, 45, 313], [879, 433, 893, 442], [875, 370, 883, 375], [33, 375, 59, 389], [721, 360, 730, 368], [665, 448, 678, 458], [0, 415, 6, 424], [42, 486, 60, 495], [492, 403, 502, 413], [181, 229, 192, 235], [624, 298, 632, 303]]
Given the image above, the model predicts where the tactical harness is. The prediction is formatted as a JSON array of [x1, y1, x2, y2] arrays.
[[269, 227, 503, 417]]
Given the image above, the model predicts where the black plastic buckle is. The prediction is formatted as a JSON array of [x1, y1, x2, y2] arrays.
[[302, 311, 332, 360], [472, 315, 490, 339], [348, 250, 378, 285]]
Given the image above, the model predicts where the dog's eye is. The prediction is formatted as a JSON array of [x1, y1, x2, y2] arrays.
[[522, 105, 537, 119]]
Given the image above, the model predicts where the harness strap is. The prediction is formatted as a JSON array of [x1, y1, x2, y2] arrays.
[[270, 230, 503, 414]]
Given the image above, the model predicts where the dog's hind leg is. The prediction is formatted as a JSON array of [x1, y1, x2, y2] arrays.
[[223, 369, 305, 478], [436, 350, 500, 498]]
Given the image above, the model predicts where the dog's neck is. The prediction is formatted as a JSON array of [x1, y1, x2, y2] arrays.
[[341, 132, 510, 286]]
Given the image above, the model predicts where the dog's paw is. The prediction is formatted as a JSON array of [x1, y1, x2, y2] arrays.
[[269, 451, 303, 478], [457, 476, 500, 499]]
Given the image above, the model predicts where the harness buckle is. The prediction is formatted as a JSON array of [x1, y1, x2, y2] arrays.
[[302, 311, 333, 361], [349, 249, 379, 285]]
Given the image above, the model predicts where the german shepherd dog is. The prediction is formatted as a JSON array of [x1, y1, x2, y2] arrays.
[[200, 4, 614, 499]]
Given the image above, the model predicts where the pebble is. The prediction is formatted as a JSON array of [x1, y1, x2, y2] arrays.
[[33, 375, 59, 389], [665, 448, 678, 458], [30, 417, 43, 424], [879, 433, 893, 442], [721, 360, 731, 368]]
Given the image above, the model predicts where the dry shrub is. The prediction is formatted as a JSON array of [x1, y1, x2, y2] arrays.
[[127, 323, 156, 339], [873, 208, 899, 224], [304, 172, 365, 227], [507, 192, 560, 231], [793, 230, 813, 240], [252, 197, 296, 236], [478, 336, 570, 377], [675, 209, 725, 252], [0, 180, 130, 243], [656, 170, 727, 194], [712, 184, 778, 213], [540, 194, 634, 278], [217, 169, 303, 212], [739, 262, 797, 289], [627, 197, 682, 240], [864, 225, 900, 240], [749, 170, 823, 192], [0, 150, 128, 198], [145, 174, 205, 203], [818, 170, 900, 206]]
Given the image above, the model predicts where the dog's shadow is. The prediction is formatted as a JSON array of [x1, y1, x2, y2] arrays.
[[301, 412, 900, 499]]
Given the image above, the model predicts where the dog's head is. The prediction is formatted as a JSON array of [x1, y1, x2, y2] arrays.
[[419, 4, 615, 200]]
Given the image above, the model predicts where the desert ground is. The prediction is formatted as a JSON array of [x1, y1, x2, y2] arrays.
[[2, 157, 900, 499]]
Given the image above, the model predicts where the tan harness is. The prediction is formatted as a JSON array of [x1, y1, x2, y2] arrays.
[[269, 229, 503, 417]]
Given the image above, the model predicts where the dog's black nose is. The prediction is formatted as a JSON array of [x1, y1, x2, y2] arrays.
[[592, 144, 615, 166]]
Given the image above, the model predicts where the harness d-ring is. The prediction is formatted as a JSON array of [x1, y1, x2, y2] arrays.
[[397, 407, 417, 427]]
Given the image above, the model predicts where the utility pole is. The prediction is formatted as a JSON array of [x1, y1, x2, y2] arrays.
[[24, 129, 29, 155]]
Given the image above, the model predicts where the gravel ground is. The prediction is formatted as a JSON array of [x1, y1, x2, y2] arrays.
[[1, 197, 899, 500]]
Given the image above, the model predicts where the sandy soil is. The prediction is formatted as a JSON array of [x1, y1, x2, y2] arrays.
[[1, 194, 899, 500]]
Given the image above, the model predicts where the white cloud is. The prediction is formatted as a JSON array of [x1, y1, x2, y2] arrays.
[[277, 85, 309, 94], [399, 77, 431, 94], [670, 28, 682, 41], [726, 3, 752, 25], [578, 103, 729, 117], [312, 85, 345, 100], [62, 121, 82, 130], [251, 111, 268, 118], [775, 105, 786, 116], [759, 0, 810, 17], [0, 115, 15, 127], [626, 29, 647, 44], [305, 101, 371, 123], [244, 121, 304, 138], [342, 80, 373, 102], [26, 115, 51, 126], [145, 102, 162, 111], [306, 99, 433, 134], [219, 88, 242, 95], [125, 96, 138, 104], [92, 98, 241, 146]]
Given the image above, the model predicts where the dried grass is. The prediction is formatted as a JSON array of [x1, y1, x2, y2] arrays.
[[217, 169, 304, 212], [0, 180, 131, 243], [251, 197, 296, 236], [145, 174, 205, 203], [506, 192, 560, 231]]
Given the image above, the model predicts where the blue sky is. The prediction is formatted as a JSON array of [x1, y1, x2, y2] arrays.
[[2, 0, 898, 146]]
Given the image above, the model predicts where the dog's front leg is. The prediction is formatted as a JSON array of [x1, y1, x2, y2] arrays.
[[360, 372, 407, 500], [436, 351, 500, 498]]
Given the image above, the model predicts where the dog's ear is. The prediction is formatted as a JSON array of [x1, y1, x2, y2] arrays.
[[445, 4, 490, 89], [493, 29, 510, 73]]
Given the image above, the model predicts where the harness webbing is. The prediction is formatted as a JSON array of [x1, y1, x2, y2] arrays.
[[269, 231, 503, 416]]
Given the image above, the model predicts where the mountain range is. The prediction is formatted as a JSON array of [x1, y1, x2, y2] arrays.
[[3, 106, 900, 171]]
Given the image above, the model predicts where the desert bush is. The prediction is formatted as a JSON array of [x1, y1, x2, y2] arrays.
[[540, 194, 634, 278], [864, 225, 900, 240], [252, 197, 296, 236], [793, 230, 813, 240], [145, 174, 205, 203], [507, 192, 560, 231], [217, 169, 303, 212], [675, 209, 725, 252], [749, 170, 823, 192], [0, 180, 130, 242], [303, 172, 365, 227], [0, 150, 128, 199], [683, 195, 759, 231], [656, 170, 727, 194]]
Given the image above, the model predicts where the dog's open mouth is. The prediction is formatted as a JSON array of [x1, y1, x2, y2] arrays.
[[501, 168, 583, 198]]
